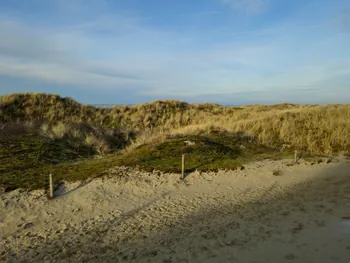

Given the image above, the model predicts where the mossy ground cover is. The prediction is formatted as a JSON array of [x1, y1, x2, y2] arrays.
[[0, 131, 295, 191], [118, 132, 294, 173], [0, 134, 101, 191]]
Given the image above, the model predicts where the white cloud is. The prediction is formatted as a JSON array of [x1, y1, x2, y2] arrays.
[[0, 58, 154, 88], [0, 1, 349, 104]]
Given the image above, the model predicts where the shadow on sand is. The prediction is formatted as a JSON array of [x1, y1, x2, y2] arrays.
[[53, 173, 107, 199], [5, 161, 350, 263]]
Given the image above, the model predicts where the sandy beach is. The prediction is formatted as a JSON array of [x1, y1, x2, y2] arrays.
[[1, 157, 350, 262]]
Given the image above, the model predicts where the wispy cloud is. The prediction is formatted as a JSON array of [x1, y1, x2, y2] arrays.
[[220, 0, 269, 13], [0, 15, 170, 88], [0, 12, 349, 97], [0, 0, 349, 104]]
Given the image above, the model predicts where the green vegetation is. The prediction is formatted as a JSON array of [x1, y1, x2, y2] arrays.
[[0, 120, 132, 191], [0, 134, 87, 191], [0, 152, 122, 191], [0, 92, 349, 191], [0, 129, 129, 191], [0, 93, 239, 129], [119, 132, 291, 173], [0, 132, 292, 191]]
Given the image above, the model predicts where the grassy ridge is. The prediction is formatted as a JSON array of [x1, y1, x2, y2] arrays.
[[0, 134, 86, 191], [0, 93, 349, 191], [119, 131, 292, 173], [0, 93, 230, 129], [0, 93, 315, 130], [0, 120, 132, 190], [1, 93, 349, 155], [0, 132, 293, 191]]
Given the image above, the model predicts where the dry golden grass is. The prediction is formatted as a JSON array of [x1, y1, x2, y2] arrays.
[[1, 93, 349, 155], [122, 105, 350, 155], [1, 93, 349, 191], [0, 120, 132, 157]]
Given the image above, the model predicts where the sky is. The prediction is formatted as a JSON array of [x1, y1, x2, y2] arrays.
[[0, 0, 349, 105]]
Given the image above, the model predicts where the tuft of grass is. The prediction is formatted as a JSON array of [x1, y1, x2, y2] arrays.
[[84, 133, 96, 147], [40, 123, 50, 137], [51, 122, 69, 139], [83, 133, 110, 156], [69, 128, 82, 139], [272, 169, 283, 176]]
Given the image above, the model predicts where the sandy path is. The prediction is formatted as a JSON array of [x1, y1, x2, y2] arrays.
[[1, 157, 350, 262]]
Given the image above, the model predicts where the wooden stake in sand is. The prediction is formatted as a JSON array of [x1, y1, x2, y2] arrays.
[[295, 150, 298, 164], [49, 173, 54, 198], [182, 154, 185, 180]]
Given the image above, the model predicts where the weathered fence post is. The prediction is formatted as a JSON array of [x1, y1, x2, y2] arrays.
[[295, 150, 298, 164], [182, 154, 185, 180], [49, 173, 54, 198]]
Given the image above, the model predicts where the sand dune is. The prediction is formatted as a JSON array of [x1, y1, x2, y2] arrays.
[[1, 157, 350, 262]]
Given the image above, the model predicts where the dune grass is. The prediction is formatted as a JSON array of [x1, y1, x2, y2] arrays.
[[0, 121, 132, 191], [118, 131, 293, 173], [0, 92, 349, 191], [0, 131, 294, 191], [1, 93, 349, 155], [0, 134, 88, 191]]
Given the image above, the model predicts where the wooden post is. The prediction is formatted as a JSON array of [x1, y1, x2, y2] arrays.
[[295, 150, 298, 164], [182, 154, 185, 180], [49, 173, 54, 198]]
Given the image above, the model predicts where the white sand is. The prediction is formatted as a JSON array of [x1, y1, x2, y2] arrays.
[[1, 157, 350, 262]]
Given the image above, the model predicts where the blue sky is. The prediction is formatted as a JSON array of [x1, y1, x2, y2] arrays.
[[0, 0, 349, 105]]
